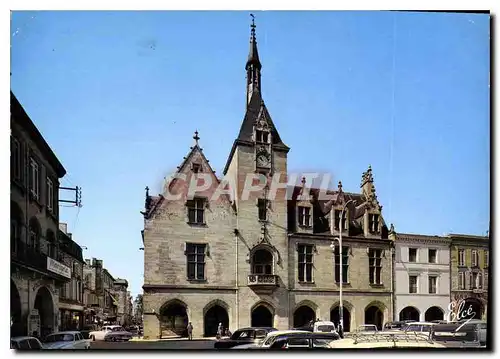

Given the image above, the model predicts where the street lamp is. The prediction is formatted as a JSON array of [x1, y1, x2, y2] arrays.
[[330, 198, 356, 336]]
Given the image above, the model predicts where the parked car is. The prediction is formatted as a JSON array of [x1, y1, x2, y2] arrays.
[[43, 331, 90, 350], [383, 320, 416, 330], [402, 322, 436, 334], [214, 327, 277, 349], [103, 326, 134, 342], [313, 321, 337, 333], [268, 332, 339, 350], [11, 336, 44, 350], [430, 322, 484, 348], [89, 325, 122, 341], [232, 330, 339, 350], [355, 324, 378, 333]]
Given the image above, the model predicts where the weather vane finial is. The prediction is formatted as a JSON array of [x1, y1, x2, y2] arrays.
[[250, 13, 256, 32], [193, 130, 200, 145]]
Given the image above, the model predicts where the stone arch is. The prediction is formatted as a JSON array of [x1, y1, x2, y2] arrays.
[[463, 297, 483, 320], [425, 306, 444, 322], [159, 299, 189, 337], [293, 301, 317, 328], [330, 301, 354, 333], [33, 286, 55, 338], [11, 279, 24, 337], [251, 247, 274, 274], [365, 301, 386, 330], [203, 300, 230, 337], [10, 201, 24, 253], [28, 216, 41, 251], [251, 300, 275, 328], [249, 243, 281, 266], [399, 306, 420, 321]]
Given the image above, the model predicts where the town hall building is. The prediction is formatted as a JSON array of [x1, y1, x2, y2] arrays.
[[140, 20, 395, 339]]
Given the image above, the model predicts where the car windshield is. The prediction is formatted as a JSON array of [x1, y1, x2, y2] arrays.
[[317, 325, 335, 332], [45, 334, 74, 342], [111, 327, 125, 332]]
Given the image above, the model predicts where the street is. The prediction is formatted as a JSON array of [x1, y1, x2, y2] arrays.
[[90, 338, 216, 350]]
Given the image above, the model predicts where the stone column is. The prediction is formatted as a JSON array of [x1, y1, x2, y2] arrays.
[[143, 313, 160, 339]]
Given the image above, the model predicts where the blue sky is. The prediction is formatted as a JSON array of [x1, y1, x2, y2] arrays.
[[10, 11, 490, 297]]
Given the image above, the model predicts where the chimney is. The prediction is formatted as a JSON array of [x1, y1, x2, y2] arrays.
[[59, 223, 68, 234], [85, 259, 91, 266]]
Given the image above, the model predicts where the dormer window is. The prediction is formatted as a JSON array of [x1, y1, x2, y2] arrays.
[[334, 209, 347, 231], [192, 163, 201, 173], [369, 214, 379, 233], [255, 130, 269, 143], [298, 206, 311, 228]]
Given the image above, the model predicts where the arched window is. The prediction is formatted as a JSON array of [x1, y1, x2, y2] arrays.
[[252, 249, 273, 275]]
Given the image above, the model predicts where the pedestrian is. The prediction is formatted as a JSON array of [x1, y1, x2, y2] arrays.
[[187, 322, 193, 341], [216, 323, 223, 339]]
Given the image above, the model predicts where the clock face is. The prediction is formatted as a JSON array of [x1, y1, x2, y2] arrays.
[[257, 154, 270, 168]]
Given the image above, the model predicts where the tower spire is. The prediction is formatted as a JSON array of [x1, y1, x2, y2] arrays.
[[246, 13, 262, 105]]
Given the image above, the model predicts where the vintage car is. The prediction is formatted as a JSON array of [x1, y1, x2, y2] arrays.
[[214, 327, 277, 349], [402, 322, 436, 334], [89, 325, 132, 341], [383, 320, 416, 330], [328, 332, 447, 349], [11, 336, 44, 350], [232, 330, 339, 350], [43, 331, 90, 350], [430, 322, 486, 348]]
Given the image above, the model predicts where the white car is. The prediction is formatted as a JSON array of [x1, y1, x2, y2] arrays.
[[89, 325, 121, 341], [313, 321, 338, 333], [11, 336, 44, 350], [89, 325, 133, 342], [43, 331, 90, 350]]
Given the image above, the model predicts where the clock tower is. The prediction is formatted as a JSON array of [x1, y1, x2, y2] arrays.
[[221, 15, 292, 330]]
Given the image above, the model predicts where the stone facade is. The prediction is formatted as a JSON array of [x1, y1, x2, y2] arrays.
[[449, 234, 489, 320], [141, 23, 395, 339], [10, 92, 71, 338], [113, 279, 132, 326], [393, 232, 451, 322]]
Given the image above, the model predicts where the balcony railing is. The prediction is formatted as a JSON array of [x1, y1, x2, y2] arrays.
[[247, 274, 279, 293], [11, 239, 71, 282]]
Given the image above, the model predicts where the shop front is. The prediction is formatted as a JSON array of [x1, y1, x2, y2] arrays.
[[58, 302, 84, 331]]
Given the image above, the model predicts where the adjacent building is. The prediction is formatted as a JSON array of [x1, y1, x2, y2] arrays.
[[113, 279, 132, 326], [10, 92, 71, 338], [141, 22, 395, 339], [392, 231, 451, 322], [449, 234, 489, 320], [58, 223, 85, 331]]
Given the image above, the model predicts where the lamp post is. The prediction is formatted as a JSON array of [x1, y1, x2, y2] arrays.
[[330, 198, 356, 336]]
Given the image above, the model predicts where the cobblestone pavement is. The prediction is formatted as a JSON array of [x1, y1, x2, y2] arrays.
[[90, 338, 216, 350]]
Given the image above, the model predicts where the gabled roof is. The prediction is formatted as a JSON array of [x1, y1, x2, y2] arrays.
[[223, 90, 289, 175]]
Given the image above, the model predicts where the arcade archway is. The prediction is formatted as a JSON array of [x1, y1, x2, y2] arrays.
[[293, 305, 316, 328], [11, 280, 23, 337], [204, 304, 229, 337], [463, 298, 483, 320], [425, 306, 444, 322], [330, 306, 351, 332], [399, 306, 420, 321], [34, 286, 54, 338], [251, 304, 274, 327], [365, 305, 384, 330], [159, 299, 189, 337]]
